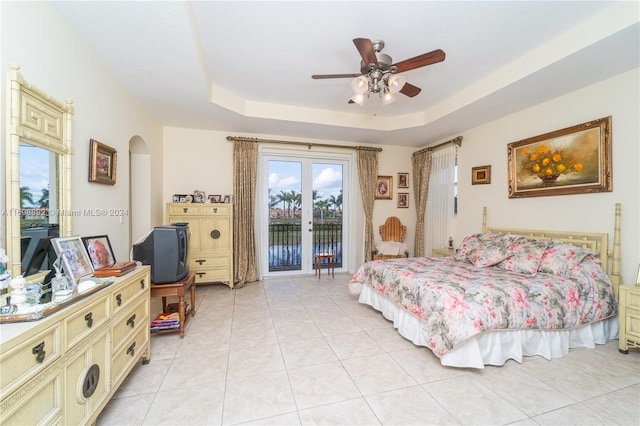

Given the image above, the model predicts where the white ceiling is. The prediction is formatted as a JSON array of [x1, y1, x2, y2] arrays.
[[51, 1, 639, 148]]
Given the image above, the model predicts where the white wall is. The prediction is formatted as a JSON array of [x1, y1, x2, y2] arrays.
[[1, 2, 164, 262], [455, 69, 639, 284], [162, 127, 416, 270]]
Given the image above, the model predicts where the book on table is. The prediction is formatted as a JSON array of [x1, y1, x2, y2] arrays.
[[93, 261, 137, 277]]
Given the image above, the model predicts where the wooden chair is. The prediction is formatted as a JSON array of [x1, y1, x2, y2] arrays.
[[372, 216, 409, 260]]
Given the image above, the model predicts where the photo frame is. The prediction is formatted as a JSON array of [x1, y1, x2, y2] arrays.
[[51, 236, 94, 283], [208, 194, 222, 203], [397, 173, 409, 188], [81, 235, 116, 269], [397, 192, 409, 208], [223, 195, 232, 204], [89, 139, 117, 185], [375, 175, 393, 200], [507, 116, 612, 198], [193, 190, 206, 203], [472, 165, 491, 185]]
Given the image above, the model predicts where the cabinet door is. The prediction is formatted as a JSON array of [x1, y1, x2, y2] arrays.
[[200, 217, 231, 251], [176, 216, 201, 251], [64, 331, 110, 425]]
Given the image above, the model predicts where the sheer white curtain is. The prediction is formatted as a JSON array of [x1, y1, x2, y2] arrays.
[[425, 145, 457, 255]]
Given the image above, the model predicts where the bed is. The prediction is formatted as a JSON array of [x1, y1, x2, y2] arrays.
[[350, 204, 621, 369]]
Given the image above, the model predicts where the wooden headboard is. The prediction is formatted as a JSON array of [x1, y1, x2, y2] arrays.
[[482, 203, 622, 292]]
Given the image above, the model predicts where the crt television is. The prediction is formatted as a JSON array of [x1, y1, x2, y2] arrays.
[[132, 224, 189, 284]]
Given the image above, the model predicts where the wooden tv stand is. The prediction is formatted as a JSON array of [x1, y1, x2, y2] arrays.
[[149, 271, 196, 338]]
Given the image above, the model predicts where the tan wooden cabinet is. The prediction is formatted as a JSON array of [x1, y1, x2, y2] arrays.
[[431, 248, 455, 258], [0, 266, 151, 425], [167, 203, 234, 288], [619, 283, 640, 354]]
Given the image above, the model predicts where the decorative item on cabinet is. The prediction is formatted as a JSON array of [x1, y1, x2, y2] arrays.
[[193, 190, 205, 203], [167, 203, 234, 288]]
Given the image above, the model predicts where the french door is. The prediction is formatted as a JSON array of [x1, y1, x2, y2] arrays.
[[260, 151, 350, 277]]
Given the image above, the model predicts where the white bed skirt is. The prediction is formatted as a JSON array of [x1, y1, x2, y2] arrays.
[[357, 283, 619, 369]]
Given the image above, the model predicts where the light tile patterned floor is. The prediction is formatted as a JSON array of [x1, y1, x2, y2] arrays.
[[98, 274, 640, 425]]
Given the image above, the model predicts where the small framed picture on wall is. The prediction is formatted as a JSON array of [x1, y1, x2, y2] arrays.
[[398, 173, 409, 188], [375, 176, 393, 200], [397, 193, 409, 208]]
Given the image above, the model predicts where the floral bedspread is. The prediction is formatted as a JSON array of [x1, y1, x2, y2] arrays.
[[350, 256, 617, 358]]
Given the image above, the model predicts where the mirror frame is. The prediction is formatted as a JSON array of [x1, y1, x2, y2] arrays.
[[5, 64, 74, 278]]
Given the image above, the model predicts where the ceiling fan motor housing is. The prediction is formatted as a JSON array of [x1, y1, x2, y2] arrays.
[[360, 52, 393, 74]]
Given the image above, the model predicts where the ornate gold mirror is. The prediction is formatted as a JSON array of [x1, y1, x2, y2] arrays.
[[5, 64, 74, 279]]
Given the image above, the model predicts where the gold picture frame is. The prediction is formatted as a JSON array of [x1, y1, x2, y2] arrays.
[[507, 116, 612, 198], [397, 192, 409, 208], [397, 172, 409, 188], [375, 176, 393, 200], [89, 139, 117, 185], [472, 165, 491, 185]]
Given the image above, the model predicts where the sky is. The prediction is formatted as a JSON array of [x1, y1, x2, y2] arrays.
[[20, 144, 51, 204], [268, 161, 343, 202]]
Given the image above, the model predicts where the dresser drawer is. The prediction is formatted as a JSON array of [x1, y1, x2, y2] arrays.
[[198, 204, 230, 216], [0, 370, 62, 425], [193, 268, 232, 283], [625, 290, 640, 310], [0, 324, 61, 398], [65, 297, 109, 350], [112, 299, 149, 350], [112, 274, 148, 316], [189, 254, 230, 269], [112, 326, 149, 386], [168, 203, 201, 215]]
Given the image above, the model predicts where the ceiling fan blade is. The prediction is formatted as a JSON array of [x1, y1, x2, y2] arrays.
[[312, 73, 362, 79], [393, 49, 445, 73], [399, 82, 422, 98], [353, 38, 378, 68]]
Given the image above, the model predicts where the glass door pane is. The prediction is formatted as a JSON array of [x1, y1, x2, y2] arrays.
[[312, 163, 343, 271], [267, 160, 302, 272]]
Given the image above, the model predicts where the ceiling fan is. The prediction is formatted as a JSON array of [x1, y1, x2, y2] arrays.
[[312, 38, 445, 105]]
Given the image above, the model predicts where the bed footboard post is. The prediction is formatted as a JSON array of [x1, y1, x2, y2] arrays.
[[482, 206, 487, 233], [611, 203, 622, 292]]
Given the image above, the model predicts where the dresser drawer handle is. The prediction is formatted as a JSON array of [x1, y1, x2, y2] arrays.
[[140, 279, 145, 289], [196, 272, 206, 278], [116, 294, 122, 306], [127, 341, 136, 357], [85, 312, 93, 328], [183, 208, 188, 213], [210, 229, 221, 239], [196, 259, 206, 265], [127, 314, 136, 328], [82, 364, 100, 398], [32, 342, 46, 363]]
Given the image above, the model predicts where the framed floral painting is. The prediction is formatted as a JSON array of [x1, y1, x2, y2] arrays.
[[89, 139, 117, 185], [507, 116, 612, 198]]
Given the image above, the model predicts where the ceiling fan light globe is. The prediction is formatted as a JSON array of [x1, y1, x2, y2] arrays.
[[350, 93, 365, 106], [351, 76, 368, 94], [388, 75, 406, 93], [381, 93, 396, 105]]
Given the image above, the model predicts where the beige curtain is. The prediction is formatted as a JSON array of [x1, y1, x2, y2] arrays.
[[233, 140, 259, 287], [356, 148, 379, 262], [412, 149, 432, 257]]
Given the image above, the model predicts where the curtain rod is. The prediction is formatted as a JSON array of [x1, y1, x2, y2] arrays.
[[412, 135, 463, 156], [226, 136, 383, 152]]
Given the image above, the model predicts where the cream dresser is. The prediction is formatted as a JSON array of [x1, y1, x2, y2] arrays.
[[431, 248, 455, 257], [0, 266, 150, 425], [619, 283, 640, 354], [167, 203, 234, 288]]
